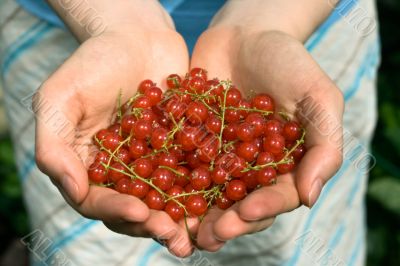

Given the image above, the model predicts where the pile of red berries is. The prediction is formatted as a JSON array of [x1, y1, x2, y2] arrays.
[[88, 68, 306, 222]]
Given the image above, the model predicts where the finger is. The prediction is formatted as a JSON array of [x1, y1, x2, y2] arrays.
[[196, 207, 226, 251], [33, 88, 89, 205], [212, 205, 275, 242], [295, 83, 344, 207], [104, 210, 194, 258], [238, 174, 300, 221], [65, 186, 149, 223]]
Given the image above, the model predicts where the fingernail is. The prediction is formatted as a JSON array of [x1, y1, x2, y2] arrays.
[[308, 179, 322, 208], [61, 175, 79, 203]]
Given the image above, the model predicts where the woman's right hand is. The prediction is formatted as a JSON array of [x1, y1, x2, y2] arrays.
[[33, 7, 194, 256]]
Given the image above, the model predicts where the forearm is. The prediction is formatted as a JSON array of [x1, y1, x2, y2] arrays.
[[210, 0, 336, 42], [46, 0, 174, 42]]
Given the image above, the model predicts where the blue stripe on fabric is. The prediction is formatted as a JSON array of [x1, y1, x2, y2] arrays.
[[2, 20, 45, 58], [138, 242, 163, 266], [306, 0, 358, 52], [322, 165, 366, 264], [48, 219, 99, 255], [344, 42, 379, 101], [2, 22, 53, 75], [347, 228, 363, 265], [159, 0, 186, 13], [285, 158, 352, 266]]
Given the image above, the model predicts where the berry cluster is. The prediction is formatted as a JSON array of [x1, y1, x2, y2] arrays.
[[88, 68, 306, 222]]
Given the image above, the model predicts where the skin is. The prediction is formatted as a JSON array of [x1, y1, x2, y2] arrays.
[[35, 0, 344, 257]]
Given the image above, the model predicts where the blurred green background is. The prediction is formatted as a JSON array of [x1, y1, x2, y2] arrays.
[[0, 0, 399, 265]]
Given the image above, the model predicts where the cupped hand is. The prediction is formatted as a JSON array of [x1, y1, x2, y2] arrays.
[[190, 28, 344, 251], [33, 23, 195, 256]]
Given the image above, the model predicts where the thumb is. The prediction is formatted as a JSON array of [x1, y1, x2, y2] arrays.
[[33, 88, 89, 204], [294, 85, 344, 207]]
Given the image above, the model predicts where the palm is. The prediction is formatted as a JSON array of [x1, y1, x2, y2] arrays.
[[190, 29, 343, 250]]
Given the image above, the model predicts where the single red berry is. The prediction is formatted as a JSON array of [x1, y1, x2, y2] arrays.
[[205, 115, 222, 134], [291, 144, 306, 162], [165, 201, 185, 222], [174, 166, 190, 187], [185, 195, 208, 216], [145, 189, 165, 210], [108, 123, 121, 134], [275, 154, 296, 174], [150, 127, 169, 150], [145, 86, 163, 106], [240, 170, 259, 190], [166, 74, 182, 89], [109, 162, 128, 183], [190, 167, 212, 191], [264, 119, 283, 135], [226, 180, 247, 201], [103, 133, 123, 152], [236, 141, 259, 162], [176, 126, 201, 151], [114, 148, 130, 165], [141, 109, 157, 122], [245, 113, 265, 137], [186, 102, 208, 125], [94, 129, 109, 144], [152, 168, 175, 191], [197, 136, 219, 163], [225, 109, 241, 123], [166, 185, 185, 203], [132, 120, 152, 140], [158, 152, 178, 169], [237, 122, 256, 142], [238, 99, 251, 119], [222, 123, 238, 141], [216, 192, 234, 210], [94, 151, 110, 164], [188, 76, 206, 93], [165, 99, 186, 120], [283, 121, 302, 141], [115, 178, 132, 194], [189, 67, 208, 81], [226, 87, 242, 106], [251, 93, 274, 112], [256, 151, 275, 165], [129, 139, 149, 159], [130, 179, 149, 199], [257, 167, 277, 186], [132, 158, 153, 178], [211, 165, 229, 184], [263, 133, 285, 154], [133, 96, 152, 109], [121, 115, 136, 135], [88, 163, 108, 183], [138, 79, 155, 93], [186, 151, 202, 169]]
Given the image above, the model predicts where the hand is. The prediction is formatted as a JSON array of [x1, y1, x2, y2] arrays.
[[190, 28, 344, 251], [33, 19, 195, 256]]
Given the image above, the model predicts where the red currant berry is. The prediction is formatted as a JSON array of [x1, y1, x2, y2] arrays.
[[133, 96, 152, 109], [103, 133, 123, 152], [165, 201, 184, 222], [211, 165, 229, 184], [283, 121, 302, 141], [174, 166, 190, 187], [88, 163, 108, 183], [138, 79, 155, 94], [236, 141, 259, 162], [216, 192, 234, 210], [130, 179, 149, 199], [150, 127, 169, 150], [188, 76, 206, 93], [132, 158, 153, 178], [129, 139, 149, 159], [121, 115, 136, 135], [256, 151, 275, 165], [186, 102, 208, 125], [185, 195, 208, 216], [205, 115, 222, 134], [257, 166, 277, 186], [245, 113, 265, 137], [190, 67, 208, 81], [115, 178, 132, 194], [226, 87, 242, 106], [222, 123, 238, 141], [166, 74, 182, 89], [226, 180, 247, 201], [152, 168, 175, 191], [240, 170, 258, 190], [263, 133, 285, 154], [251, 93, 274, 112], [190, 167, 212, 191], [166, 185, 185, 203], [264, 119, 283, 135], [158, 152, 178, 169], [109, 162, 128, 183], [145, 189, 165, 210], [237, 122, 256, 142]]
